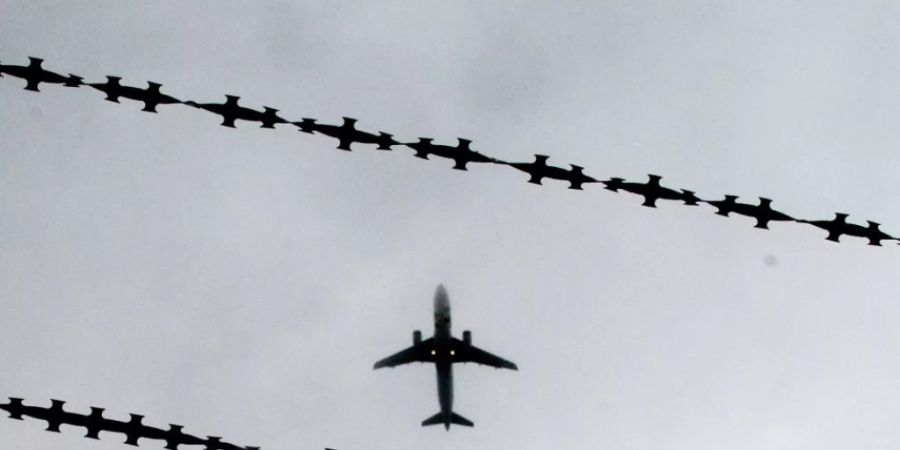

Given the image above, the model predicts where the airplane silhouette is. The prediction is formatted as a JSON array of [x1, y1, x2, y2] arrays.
[[373, 285, 517, 430], [87, 76, 181, 112], [705, 195, 795, 229], [293, 117, 398, 151], [502, 154, 598, 190], [0, 57, 82, 92], [184, 95, 286, 128], [800, 213, 896, 246], [603, 174, 701, 207], [404, 138, 496, 170]]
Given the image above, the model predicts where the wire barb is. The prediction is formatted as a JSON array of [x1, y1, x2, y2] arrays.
[[0, 397, 259, 450]]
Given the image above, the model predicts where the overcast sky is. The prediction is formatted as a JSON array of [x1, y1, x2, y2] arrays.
[[3, 2, 900, 450]]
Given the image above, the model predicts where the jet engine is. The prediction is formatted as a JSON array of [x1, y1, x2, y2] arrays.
[[413, 330, 422, 345], [462, 330, 471, 345]]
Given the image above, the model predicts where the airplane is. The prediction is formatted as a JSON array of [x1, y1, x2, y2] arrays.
[[373, 285, 517, 430]]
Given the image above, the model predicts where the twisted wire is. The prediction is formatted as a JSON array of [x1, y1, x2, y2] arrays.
[[0, 397, 259, 450], [1, 55, 895, 246]]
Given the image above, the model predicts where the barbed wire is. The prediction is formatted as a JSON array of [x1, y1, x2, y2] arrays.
[[1, 55, 897, 246], [0, 397, 260, 449]]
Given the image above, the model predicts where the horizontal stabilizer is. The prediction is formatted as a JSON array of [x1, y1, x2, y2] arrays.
[[450, 412, 474, 427], [421, 412, 443, 426], [420, 412, 474, 427]]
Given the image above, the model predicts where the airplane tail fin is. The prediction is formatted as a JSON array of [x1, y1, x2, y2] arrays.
[[420, 412, 474, 428]]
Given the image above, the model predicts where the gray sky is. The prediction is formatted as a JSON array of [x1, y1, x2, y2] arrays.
[[3, 2, 900, 449]]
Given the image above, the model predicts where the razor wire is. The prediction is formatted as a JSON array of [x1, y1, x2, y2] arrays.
[[0, 397, 260, 449], [1, 55, 897, 247]]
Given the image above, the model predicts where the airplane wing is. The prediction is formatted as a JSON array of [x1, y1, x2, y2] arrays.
[[373, 339, 433, 369], [452, 338, 518, 370]]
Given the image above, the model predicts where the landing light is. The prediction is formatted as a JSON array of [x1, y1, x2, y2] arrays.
[[450, 350, 455, 356], [431, 350, 436, 356]]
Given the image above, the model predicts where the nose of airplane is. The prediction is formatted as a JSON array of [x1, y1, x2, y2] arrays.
[[434, 285, 450, 313]]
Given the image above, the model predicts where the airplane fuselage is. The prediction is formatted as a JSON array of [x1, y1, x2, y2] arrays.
[[432, 285, 455, 428]]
